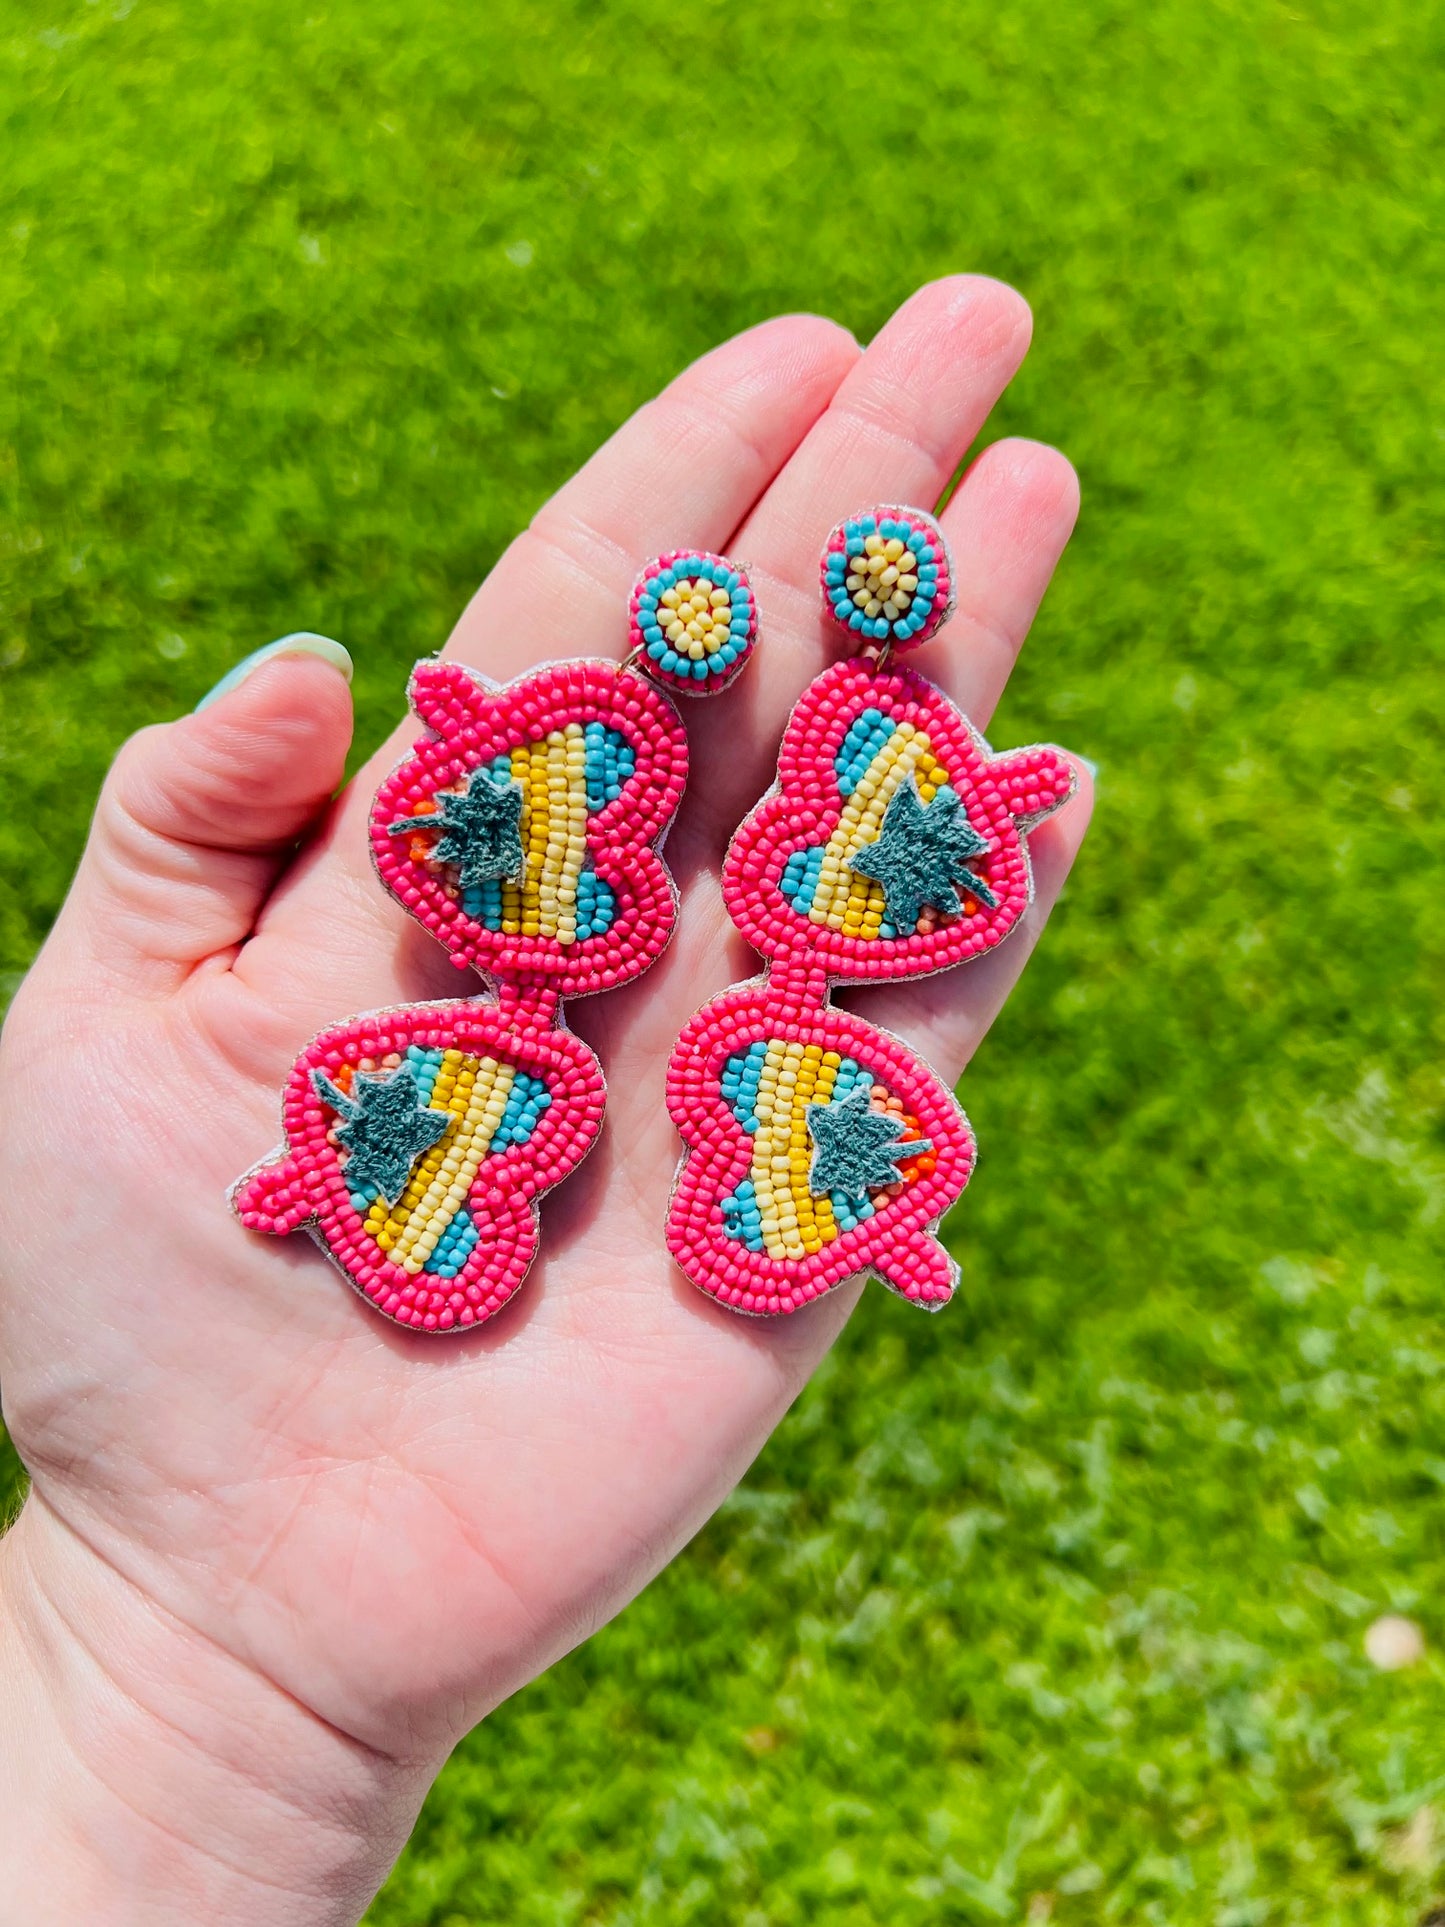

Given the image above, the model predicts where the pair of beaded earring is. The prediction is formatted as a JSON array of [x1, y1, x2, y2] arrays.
[[232, 509, 1072, 1330]]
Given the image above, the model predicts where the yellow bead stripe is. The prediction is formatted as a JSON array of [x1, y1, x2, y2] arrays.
[[363, 1050, 517, 1273], [496, 724, 590, 940], [749, 1041, 841, 1261], [809, 725, 949, 935], [499, 746, 529, 934], [657, 576, 735, 659]]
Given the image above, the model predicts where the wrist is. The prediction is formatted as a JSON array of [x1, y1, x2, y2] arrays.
[[0, 1497, 429, 1927]]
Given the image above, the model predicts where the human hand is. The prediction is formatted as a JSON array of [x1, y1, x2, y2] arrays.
[[0, 276, 1091, 1925]]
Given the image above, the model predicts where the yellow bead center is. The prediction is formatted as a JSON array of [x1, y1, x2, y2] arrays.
[[657, 576, 733, 659], [844, 534, 920, 624]]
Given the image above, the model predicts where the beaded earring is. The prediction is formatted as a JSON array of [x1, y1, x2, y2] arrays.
[[231, 552, 759, 1332], [664, 506, 1076, 1316]]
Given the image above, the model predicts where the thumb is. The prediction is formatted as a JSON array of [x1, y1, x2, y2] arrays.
[[40, 636, 355, 999]]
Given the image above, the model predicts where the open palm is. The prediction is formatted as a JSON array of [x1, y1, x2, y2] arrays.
[[0, 277, 1090, 1922]]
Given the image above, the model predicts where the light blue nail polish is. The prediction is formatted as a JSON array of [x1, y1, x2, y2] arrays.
[[195, 633, 353, 711]]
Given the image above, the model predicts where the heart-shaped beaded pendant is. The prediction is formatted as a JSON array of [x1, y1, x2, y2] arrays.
[[664, 507, 1077, 1316], [231, 996, 606, 1331]]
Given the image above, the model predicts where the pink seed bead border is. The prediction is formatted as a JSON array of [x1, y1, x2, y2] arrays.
[[664, 504, 1077, 1318], [370, 656, 689, 996], [666, 979, 975, 1316], [230, 995, 606, 1333]]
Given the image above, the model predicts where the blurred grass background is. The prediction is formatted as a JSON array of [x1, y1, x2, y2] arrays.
[[3, 0, 1444, 1920]]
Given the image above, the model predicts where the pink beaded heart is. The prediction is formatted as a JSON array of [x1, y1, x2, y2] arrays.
[[233, 652, 690, 1332], [232, 997, 605, 1332], [722, 654, 1073, 981], [667, 981, 975, 1315], [372, 657, 687, 993], [664, 505, 1076, 1317]]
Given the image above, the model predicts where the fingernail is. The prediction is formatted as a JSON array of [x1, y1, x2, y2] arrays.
[[1074, 753, 1099, 778], [196, 633, 353, 712]]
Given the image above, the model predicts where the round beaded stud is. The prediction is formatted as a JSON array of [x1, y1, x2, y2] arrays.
[[629, 551, 758, 696], [233, 550, 756, 1333], [663, 505, 1077, 1317], [820, 505, 954, 654]]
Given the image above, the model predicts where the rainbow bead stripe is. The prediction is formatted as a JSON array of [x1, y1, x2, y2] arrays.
[[395, 723, 630, 944], [329, 1046, 552, 1276], [779, 707, 972, 938], [719, 1039, 933, 1261]]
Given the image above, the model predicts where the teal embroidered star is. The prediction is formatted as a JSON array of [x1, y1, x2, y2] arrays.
[[848, 776, 998, 929], [805, 1082, 932, 1201], [391, 769, 525, 889], [312, 1062, 452, 1205]]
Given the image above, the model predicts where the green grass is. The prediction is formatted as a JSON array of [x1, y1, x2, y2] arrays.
[[3, 0, 1444, 1919]]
